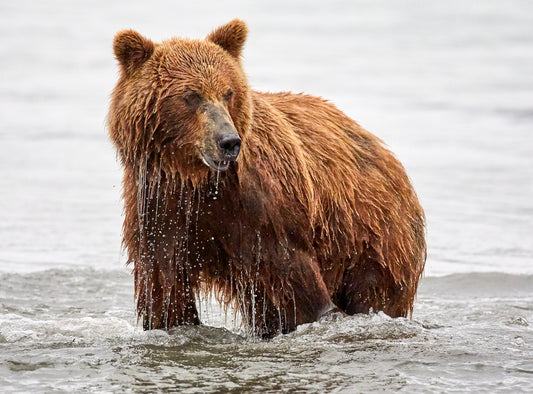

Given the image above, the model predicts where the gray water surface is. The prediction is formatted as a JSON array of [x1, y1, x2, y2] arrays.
[[1, 0, 532, 392], [1, 270, 532, 392]]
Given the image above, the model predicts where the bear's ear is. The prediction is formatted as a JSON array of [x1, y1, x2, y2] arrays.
[[206, 19, 248, 59], [113, 30, 155, 73]]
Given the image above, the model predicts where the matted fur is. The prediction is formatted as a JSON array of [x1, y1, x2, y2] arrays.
[[108, 19, 426, 338]]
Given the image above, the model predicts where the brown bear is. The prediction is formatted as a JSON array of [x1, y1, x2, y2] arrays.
[[108, 19, 426, 338]]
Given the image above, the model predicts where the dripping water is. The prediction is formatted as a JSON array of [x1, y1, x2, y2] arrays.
[[196, 287, 204, 323], [213, 168, 221, 199], [262, 287, 268, 334], [276, 284, 283, 335], [228, 262, 233, 329], [194, 187, 202, 271], [250, 281, 256, 339], [163, 294, 170, 331], [256, 231, 262, 273], [290, 284, 297, 329], [154, 157, 162, 225], [238, 271, 249, 336], [183, 190, 194, 314], [136, 155, 149, 257], [137, 155, 152, 329], [251, 231, 262, 339]]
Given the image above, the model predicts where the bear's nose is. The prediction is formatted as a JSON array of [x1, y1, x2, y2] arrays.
[[218, 134, 241, 160]]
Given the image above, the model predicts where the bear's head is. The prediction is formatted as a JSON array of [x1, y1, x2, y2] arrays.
[[108, 19, 252, 183]]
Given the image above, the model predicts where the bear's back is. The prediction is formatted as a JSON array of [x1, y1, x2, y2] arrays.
[[246, 91, 425, 274]]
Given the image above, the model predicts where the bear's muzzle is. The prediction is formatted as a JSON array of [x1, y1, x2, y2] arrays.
[[200, 102, 241, 171]]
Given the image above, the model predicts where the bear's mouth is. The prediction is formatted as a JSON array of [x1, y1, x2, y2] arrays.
[[201, 155, 233, 171]]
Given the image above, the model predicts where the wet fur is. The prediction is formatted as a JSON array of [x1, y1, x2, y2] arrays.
[[108, 20, 426, 338]]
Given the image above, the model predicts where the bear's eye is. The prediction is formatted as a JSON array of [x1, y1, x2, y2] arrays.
[[183, 90, 203, 110], [223, 89, 234, 102]]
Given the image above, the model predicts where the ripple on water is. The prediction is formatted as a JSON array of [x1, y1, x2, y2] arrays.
[[1, 269, 533, 392]]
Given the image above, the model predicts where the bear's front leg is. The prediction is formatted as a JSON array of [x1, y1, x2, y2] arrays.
[[131, 182, 202, 330], [134, 260, 200, 330]]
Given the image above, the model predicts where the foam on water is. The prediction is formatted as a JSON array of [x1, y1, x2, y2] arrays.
[[0, 269, 532, 392]]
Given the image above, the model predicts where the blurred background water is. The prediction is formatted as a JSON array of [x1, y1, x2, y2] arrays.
[[1, 0, 532, 392]]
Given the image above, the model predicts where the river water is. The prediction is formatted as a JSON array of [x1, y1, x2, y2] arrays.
[[1, 1, 532, 392]]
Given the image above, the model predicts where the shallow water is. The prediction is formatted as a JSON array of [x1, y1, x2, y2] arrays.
[[1, 270, 531, 392], [1, 0, 533, 392]]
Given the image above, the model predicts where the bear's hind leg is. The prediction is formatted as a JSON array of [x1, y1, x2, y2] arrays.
[[136, 265, 200, 330], [236, 250, 337, 338], [260, 250, 337, 337], [336, 258, 410, 318]]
